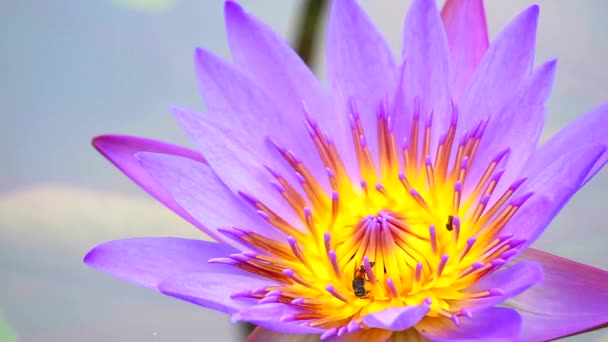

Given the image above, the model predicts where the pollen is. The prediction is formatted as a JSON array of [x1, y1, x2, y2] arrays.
[[210, 97, 532, 337]]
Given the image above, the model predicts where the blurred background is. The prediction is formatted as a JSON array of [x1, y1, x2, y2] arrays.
[[1, 0, 608, 341]]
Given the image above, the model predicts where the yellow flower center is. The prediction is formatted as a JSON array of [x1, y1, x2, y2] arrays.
[[217, 100, 529, 333]]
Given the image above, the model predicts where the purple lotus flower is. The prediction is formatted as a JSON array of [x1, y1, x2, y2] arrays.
[[85, 0, 608, 341]]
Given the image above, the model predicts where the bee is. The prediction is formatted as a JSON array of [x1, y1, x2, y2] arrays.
[[445, 215, 454, 231], [352, 261, 375, 298]]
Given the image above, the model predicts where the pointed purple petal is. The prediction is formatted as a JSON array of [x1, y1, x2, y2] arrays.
[[84, 237, 241, 288], [224, 1, 330, 138], [468, 60, 557, 195], [362, 301, 431, 331], [158, 272, 275, 315], [194, 48, 328, 191], [441, 0, 489, 98], [449, 261, 544, 312], [526, 103, 608, 186], [136, 151, 284, 245], [510, 249, 608, 341], [502, 144, 606, 249], [91, 135, 217, 238], [173, 107, 303, 229], [417, 307, 522, 341], [460, 5, 538, 135], [396, 0, 451, 152], [233, 303, 324, 334], [327, 0, 397, 176]]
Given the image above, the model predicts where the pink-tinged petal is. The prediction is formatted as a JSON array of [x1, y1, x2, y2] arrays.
[[224, 1, 330, 140], [173, 107, 303, 229], [440, 0, 489, 99], [459, 5, 538, 135], [246, 327, 319, 342], [509, 249, 608, 341], [525, 103, 608, 186], [194, 48, 328, 192], [362, 301, 431, 331], [468, 59, 557, 195], [502, 144, 606, 249], [396, 0, 451, 152], [158, 272, 275, 315], [233, 303, 325, 335], [136, 152, 284, 245], [327, 0, 397, 176], [449, 261, 543, 312], [416, 307, 522, 342], [84, 237, 242, 288], [91, 135, 215, 238]]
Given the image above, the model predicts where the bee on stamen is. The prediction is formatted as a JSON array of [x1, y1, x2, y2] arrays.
[[352, 261, 375, 298], [446, 215, 454, 231]]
